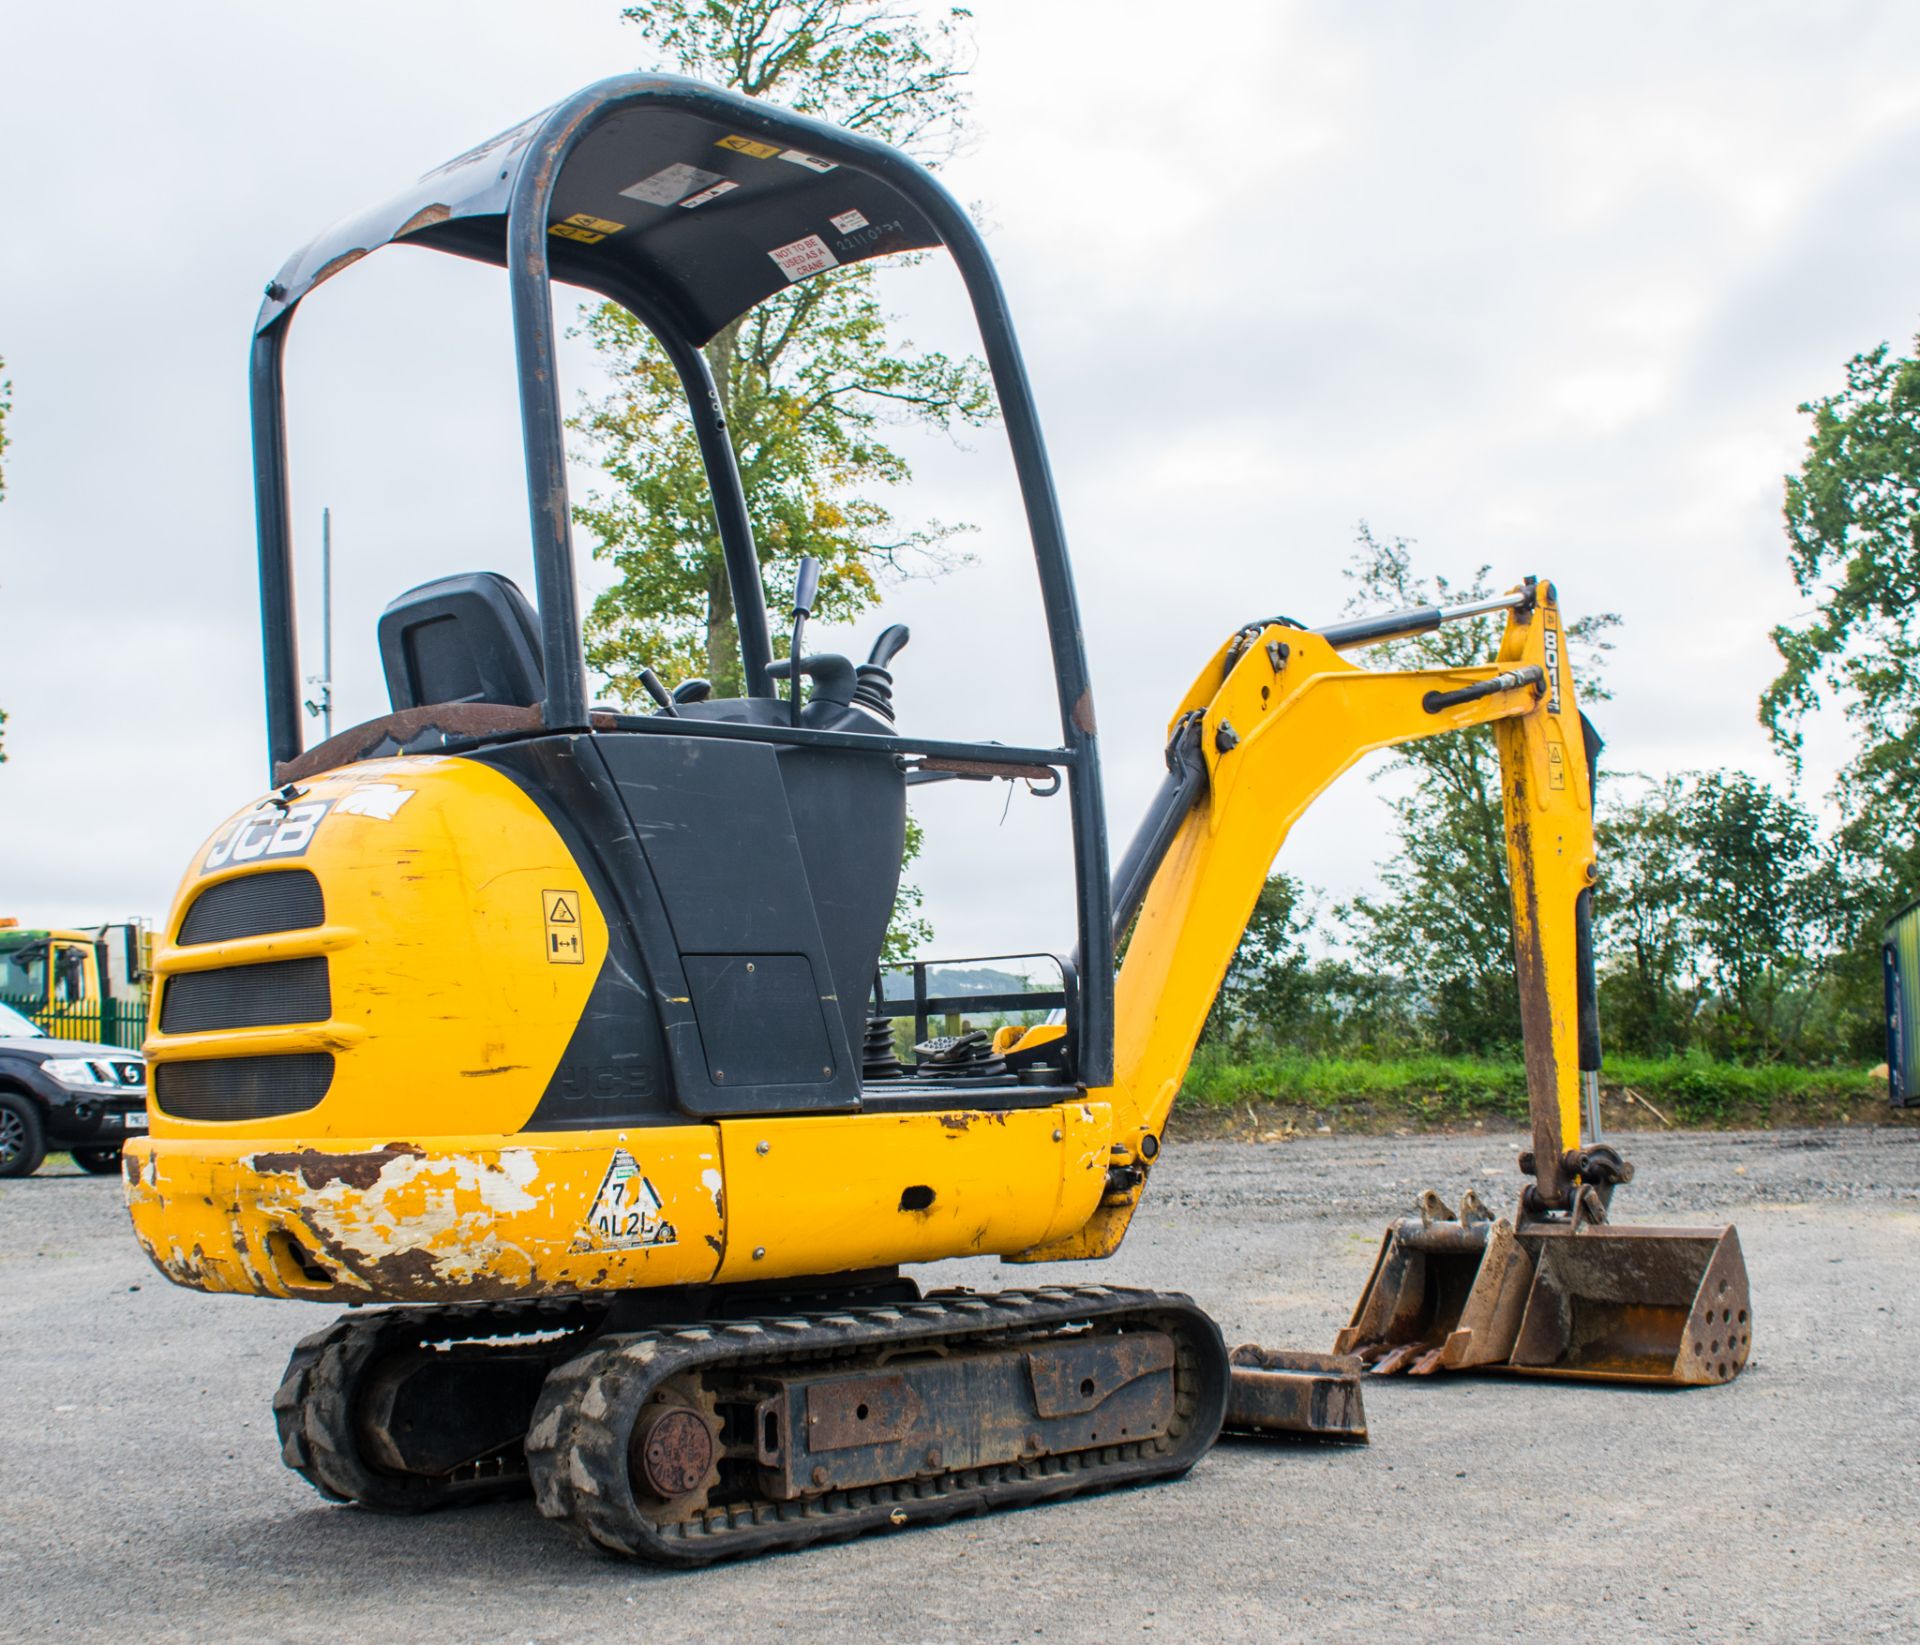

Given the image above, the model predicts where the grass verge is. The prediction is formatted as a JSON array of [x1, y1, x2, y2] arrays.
[[1173, 1049, 1905, 1137]]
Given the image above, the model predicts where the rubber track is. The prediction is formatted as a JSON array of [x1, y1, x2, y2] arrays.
[[526, 1284, 1229, 1565], [273, 1298, 604, 1514]]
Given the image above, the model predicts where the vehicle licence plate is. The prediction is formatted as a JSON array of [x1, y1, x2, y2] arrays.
[[122, 1110, 148, 1132]]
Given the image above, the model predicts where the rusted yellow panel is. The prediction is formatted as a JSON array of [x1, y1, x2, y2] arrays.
[[712, 1103, 1112, 1283], [124, 1128, 725, 1302]]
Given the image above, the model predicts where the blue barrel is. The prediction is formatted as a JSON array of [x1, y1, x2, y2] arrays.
[[1885, 897, 1920, 1107]]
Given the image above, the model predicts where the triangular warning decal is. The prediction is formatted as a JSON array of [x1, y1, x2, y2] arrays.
[[571, 1149, 677, 1252], [548, 896, 577, 922]]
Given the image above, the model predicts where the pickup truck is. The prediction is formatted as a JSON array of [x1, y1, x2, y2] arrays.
[[0, 1000, 148, 1176]]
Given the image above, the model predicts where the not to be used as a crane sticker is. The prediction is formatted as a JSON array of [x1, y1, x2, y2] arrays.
[[542, 889, 585, 965], [573, 1149, 677, 1251], [768, 234, 837, 282]]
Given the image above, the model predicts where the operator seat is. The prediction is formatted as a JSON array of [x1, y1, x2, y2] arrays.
[[378, 572, 545, 712]]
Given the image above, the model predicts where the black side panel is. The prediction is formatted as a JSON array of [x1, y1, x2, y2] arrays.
[[682, 954, 836, 1087], [598, 735, 860, 1115], [776, 744, 906, 1061], [469, 738, 679, 1130]]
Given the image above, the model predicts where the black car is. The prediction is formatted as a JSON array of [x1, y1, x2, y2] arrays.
[[0, 1000, 149, 1176]]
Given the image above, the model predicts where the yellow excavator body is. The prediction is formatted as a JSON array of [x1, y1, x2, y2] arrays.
[[127, 592, 1580, 1303], [126, 756, 1109, 1301], [125, 74, 1750, 1563]]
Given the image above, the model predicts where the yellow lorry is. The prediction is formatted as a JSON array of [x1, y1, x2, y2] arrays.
[[0, 918, 153, 1047]]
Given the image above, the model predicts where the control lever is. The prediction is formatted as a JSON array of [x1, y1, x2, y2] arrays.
[[787, 554, 822, 728], [638, 666, 679, 717], [854, 624, 911, 721]]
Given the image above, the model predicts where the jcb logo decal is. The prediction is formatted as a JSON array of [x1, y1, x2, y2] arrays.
[[202, 802, 332, 874]]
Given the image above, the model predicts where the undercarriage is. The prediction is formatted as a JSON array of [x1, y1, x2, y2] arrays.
[[273, 1283, 1231, 1564]]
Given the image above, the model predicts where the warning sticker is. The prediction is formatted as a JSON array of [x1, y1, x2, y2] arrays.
[[542, 888, 585, 965], [779, 148, 836, 173], [1547, 740, 1567, 790], [717, 134, 781, 159], [621, 162, 728, 206], [828, 208, 869, 234], [768, 234, 838, 282], [549, 212, 626, 244], [680, 179, 738, 209], [572, 1150, 676, 1251]]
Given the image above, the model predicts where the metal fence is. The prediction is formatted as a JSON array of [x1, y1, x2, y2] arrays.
[[0, 994, 150, 1051]]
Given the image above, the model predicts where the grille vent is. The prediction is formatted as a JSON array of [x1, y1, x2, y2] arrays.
[[178, 870, 324, 946], [153, 1054, 334, 1122], [159, 957, 331, 1034]]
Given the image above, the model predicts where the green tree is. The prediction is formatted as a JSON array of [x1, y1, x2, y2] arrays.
[[1336, 525, 1618, 1052], [1593, 775, 1701, 1055], [1201, 872, 1316, 1047], [576, 1, 993, 700], [1764, 337, 1920, 893], [1200, 870, 1416, 1055], [1675, 770, 1859, 1059], [1595, 771, 1870, 1061]]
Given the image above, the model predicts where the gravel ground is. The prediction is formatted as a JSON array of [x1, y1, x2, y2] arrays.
[[4, 1126, 1917, 1644]]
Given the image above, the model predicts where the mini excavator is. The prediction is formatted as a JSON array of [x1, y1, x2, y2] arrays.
[[125, 76, 1751, 1564]]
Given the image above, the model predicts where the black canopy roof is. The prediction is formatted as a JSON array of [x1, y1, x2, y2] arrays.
[[257, 74, 944, 343]]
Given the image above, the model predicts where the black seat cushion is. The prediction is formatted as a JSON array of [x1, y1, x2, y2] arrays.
[[378, 572, 544, 711]]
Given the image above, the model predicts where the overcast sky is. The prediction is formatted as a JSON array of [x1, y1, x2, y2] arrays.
[[3, 1, 1917, 964]]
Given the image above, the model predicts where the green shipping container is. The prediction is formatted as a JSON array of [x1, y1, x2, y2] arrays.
[[1885, 897, 1920, 1108]]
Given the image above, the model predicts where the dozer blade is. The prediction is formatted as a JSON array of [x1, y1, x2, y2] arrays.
[[1505, 1222, 1751, 1385], [1222, 1346, 1368, 1441], [1337, 1198, 1753, 1387]]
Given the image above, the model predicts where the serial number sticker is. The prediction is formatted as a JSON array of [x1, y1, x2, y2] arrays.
[[549, 212, 627, 244], [542, 889, 584, 965], [717, 134, 781, 159], [779, 148, 836, 173], [572, 1149, 677, 1251], [621, 162, 728, 206], [768, 233, 838, 282], [679, 179, 738, 209], [202, 800, 333, 874], [829, 208, 868, 233]]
